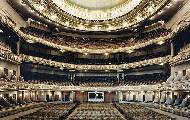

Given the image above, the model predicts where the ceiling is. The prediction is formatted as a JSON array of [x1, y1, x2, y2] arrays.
[[8, 0, 183, 34], [20, 0, 170, 31], [53, 0, 140, 20], [60, 0, 126, 9]]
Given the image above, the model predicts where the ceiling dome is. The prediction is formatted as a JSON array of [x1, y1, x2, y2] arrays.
[[53, 0, 141, 20], [65, 0, 125, 9]]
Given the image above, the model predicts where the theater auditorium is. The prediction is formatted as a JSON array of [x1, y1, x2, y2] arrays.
[[0, 0, 190, 119]]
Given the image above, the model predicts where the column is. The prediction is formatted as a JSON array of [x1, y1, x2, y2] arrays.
[[68, 71, 76, 84], [171, 42, 175, 56], [117, 70, 124, 84], [16, 40, 20, 55], [70, 91, 74, 102], [138, 91, 144, 102], [154, 91, 160, 103], [118, 91, 123, 103]]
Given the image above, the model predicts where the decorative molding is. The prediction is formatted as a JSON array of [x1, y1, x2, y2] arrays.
[[22, 0, 170, 31], [21, 54, 171, 70], [0, 9, 175, 54], [0, 81, 159, 91]]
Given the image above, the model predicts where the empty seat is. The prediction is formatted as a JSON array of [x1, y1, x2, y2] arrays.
[[178, 98, 190, 108], [173, 98, 183, 106], [165, 98, 175, 105], [160, 98, 166, 104], [0, 97, 13, 108]]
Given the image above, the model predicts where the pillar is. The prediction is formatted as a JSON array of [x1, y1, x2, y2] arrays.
[[171, 42, 175, 56]]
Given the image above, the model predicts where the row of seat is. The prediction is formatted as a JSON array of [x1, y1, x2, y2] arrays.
[[27, 79, 74, 86], [0, 96, 43, 118], [0, 74, 25, 82], [166, 74, 190, 83], [0, 39, 11, 52], [20, 26, 170, 50], [119, 79, 163, 86], [67, 103, 126, 120], [18, 103, 77, 120], [148, 96, 190, 118], [79, 82, 115, 87], [115, 103, 172, 120], [0, 96, 33, 109], [3, 101, 184, 120], [120, 73, 167, 86], [179, 42, 190, 54]]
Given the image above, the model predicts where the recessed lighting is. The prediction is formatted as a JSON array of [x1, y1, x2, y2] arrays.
[[104, 53, 109, 56], [30, 9, 35, 13], [157, 41, 164, 45], [51, 15, 57, 20], [122, 22, 129, 27], [79, 24, 85, 29], [166, 3, 173, 8], [20, 1, 26, 6], [135, 16, 142, 21], [37, 5, 44, 11], [94, 25, 99, 31], [60, 49, 66, 53], [65, 21, 70, 26], [127, 50, 134, 54], [148, 6, 154, 13], [26, 40, 35, 44], [84, 53, 88, 55], [60, 67, 63, 70]]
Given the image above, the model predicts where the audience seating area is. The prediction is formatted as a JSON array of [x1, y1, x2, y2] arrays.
[[76, 76, 118, 87], [0, 73, 25, 83], [7, 102, 179, 120], [0, 38, 11, 52], [0, 72, 168, 87], [20, 27, 170, 50], [179, 42, 190, 54], [145, 96, 190, 119], [166, 74, 190, 84], [18, 103, 77, 120], [0, 91, 44, 118], [0, 98, 43, 118], [120, 73, 166, 86], [66, 103, 126, 120], [79, 82, 114, 87], [1, 1, 190, 120], [27, 79, 74, 86], [0, 66, 189, 119], [115, 103, 172, 120], [0, 73, 74, 86]]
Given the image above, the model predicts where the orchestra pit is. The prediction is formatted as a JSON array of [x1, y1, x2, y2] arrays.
[[0, 0, 190, 119]]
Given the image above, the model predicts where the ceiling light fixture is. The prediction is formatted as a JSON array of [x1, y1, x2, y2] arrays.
[[104, 53, 109, 56]]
